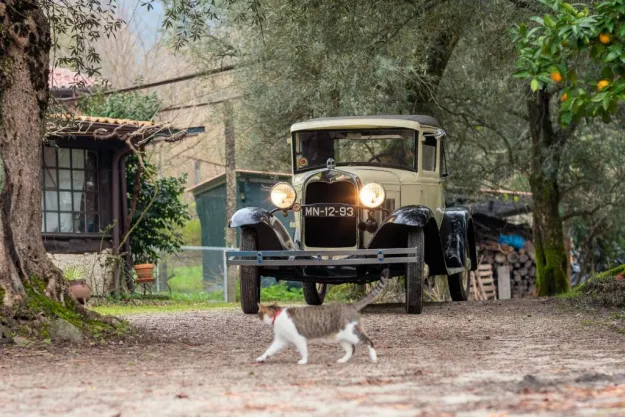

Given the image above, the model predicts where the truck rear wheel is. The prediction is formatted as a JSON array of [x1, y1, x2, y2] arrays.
[[406, 229, 424, 314], [303, 282, 327, 305], [448, 246, 471, 301], [240, 228, 261, 314]]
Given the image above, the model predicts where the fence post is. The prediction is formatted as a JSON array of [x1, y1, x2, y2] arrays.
[[226, 247, 237, 303]]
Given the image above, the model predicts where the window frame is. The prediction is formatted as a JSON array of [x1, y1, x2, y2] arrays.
[[420, 133, 439, 175], [41, 146, 103, 235]]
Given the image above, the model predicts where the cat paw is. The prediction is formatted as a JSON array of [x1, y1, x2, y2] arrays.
[[297, 358, 308, 365], [337, 357, 350, 364], [256, 356, 266, 363]]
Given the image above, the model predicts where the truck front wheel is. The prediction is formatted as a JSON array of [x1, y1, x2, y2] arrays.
[[240, 228, 261, 314], [405, 228, 425, 314]]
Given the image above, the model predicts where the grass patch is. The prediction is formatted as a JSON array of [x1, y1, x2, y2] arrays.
[[92, 302, 236, 316], [563, 264, 625, 309], [261, 282, 304, 301], [167, 266, 205, 292]]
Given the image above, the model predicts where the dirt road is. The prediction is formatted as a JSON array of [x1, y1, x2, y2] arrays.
[[2, 298, 625, 416]]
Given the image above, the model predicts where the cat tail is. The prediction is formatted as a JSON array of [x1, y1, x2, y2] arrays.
[[354, 268, 390, 311]]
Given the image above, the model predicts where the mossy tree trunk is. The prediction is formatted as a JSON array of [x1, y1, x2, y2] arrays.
[[527, 89, 572, 296], [0, 1, 65, 309]]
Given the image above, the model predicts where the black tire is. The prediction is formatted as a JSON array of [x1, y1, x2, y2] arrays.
[[405, 229, 424, 314], [448, 245, 471, 301], [303, 282, 327, 305], [240, 228, 261, 314]]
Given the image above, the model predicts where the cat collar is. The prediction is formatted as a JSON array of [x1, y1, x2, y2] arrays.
[[272, 309, 282, 326]]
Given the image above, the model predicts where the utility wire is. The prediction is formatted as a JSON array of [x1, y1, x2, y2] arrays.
[[60, 65, 237, 102]]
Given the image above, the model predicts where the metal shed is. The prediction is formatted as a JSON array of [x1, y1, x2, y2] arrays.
[[187, 170, 295, 284]]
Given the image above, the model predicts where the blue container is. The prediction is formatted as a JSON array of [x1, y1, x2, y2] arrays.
[[498, 234, 526, 250]]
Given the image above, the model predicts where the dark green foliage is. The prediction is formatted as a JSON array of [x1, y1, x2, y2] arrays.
[[79, 91, 191, 265], [78, 90, 162, 121], [126, 155, 191, 264]]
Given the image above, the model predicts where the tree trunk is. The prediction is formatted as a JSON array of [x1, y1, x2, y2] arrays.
[[223, 100, 237, 302], [0, 1, 64, 308], [526, 89, 569, 296]]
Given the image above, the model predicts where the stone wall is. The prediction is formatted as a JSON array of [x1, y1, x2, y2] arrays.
[[48, 250, 114, 297]]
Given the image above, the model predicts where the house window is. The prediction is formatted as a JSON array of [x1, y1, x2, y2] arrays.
[[422, 135, 438, 172], [42, 147, 101, 233]]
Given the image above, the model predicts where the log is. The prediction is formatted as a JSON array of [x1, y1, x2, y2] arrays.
[[524, 260, 533, 269], [495, 253, 507, 264], [514, 263, 521, 268], [507, 252, 520, 263], [519, 254, 529, 263]]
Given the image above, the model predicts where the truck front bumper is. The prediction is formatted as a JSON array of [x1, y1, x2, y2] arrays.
[[225, 248, 418, 266]]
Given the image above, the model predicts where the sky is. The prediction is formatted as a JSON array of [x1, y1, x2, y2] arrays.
[[119, 0, 165, 50]]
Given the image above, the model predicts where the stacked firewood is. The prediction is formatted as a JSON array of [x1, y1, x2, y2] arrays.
[[476, 240, 537, 298]]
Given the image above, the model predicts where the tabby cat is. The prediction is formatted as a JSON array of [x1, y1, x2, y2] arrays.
[[256, 269, 389, 365]]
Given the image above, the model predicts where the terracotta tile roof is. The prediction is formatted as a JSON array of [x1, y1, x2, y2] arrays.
[[71, 115, 158, 127], [49, 67, 96, 89]]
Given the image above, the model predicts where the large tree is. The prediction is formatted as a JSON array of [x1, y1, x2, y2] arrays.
[[513, 0, 625, 294], [0, 0, 216, 336]]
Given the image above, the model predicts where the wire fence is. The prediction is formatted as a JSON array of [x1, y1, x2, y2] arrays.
[[155, 246, 230, 302]]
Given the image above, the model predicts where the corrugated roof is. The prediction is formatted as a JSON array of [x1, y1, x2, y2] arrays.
[[186, 169, 291, 194]]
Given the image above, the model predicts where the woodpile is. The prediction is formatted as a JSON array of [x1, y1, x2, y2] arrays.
[[476, 239, 536, 298]]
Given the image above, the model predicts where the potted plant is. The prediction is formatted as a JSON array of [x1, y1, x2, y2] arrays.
[[126, 154, 192, 286]]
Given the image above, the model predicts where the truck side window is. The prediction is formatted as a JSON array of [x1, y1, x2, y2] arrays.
[[440, 139, 448, 177], [422, 135, 437, 172]]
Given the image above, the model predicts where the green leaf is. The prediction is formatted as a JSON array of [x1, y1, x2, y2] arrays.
[[560, 111, 573, 126], [603, 93, 611, 111], [544, 15, 556, 27], [531, 16, 545, 26], [513, 71, 532, 79], [531, 78, 540, 91], [606, 51, 620, 62], [519, 23, 527, 37], [602, 111, 612, 123]]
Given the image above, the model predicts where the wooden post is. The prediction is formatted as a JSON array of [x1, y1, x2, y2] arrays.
[[224, 101, 238, 303], [497, 265, 511, 300]]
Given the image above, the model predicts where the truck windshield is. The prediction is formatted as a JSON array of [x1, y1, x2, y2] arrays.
[[293, 129, 417, 172]]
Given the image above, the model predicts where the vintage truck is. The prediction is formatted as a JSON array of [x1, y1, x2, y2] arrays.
[[226, 115, 477, 314]]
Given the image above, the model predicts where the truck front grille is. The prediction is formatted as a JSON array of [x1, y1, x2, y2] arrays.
[[304, 181, 357, 248]]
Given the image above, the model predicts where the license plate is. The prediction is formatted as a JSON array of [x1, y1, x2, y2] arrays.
[[303, 205, 355, 217]]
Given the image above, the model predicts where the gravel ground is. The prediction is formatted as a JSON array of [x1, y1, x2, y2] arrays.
[[2, 298, 625, 417]]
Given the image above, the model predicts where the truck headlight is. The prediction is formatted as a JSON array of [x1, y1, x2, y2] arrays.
[[359, 183, 385, 208], [270, 182, 297, 209]]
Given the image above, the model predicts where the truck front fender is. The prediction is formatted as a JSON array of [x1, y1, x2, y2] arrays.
[[367, 206, 448, 276], [441, 207, 478, 273], [229, 207, 295, 250]]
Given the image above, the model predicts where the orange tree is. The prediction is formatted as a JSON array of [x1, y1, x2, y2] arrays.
[[513, 0, 625, 295]]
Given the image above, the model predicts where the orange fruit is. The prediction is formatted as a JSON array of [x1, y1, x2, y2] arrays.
[[598, 80, 610, 91], [560, 93, 569, 102], [599, 33, 611, 44], [550, 71, 563, 83]]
